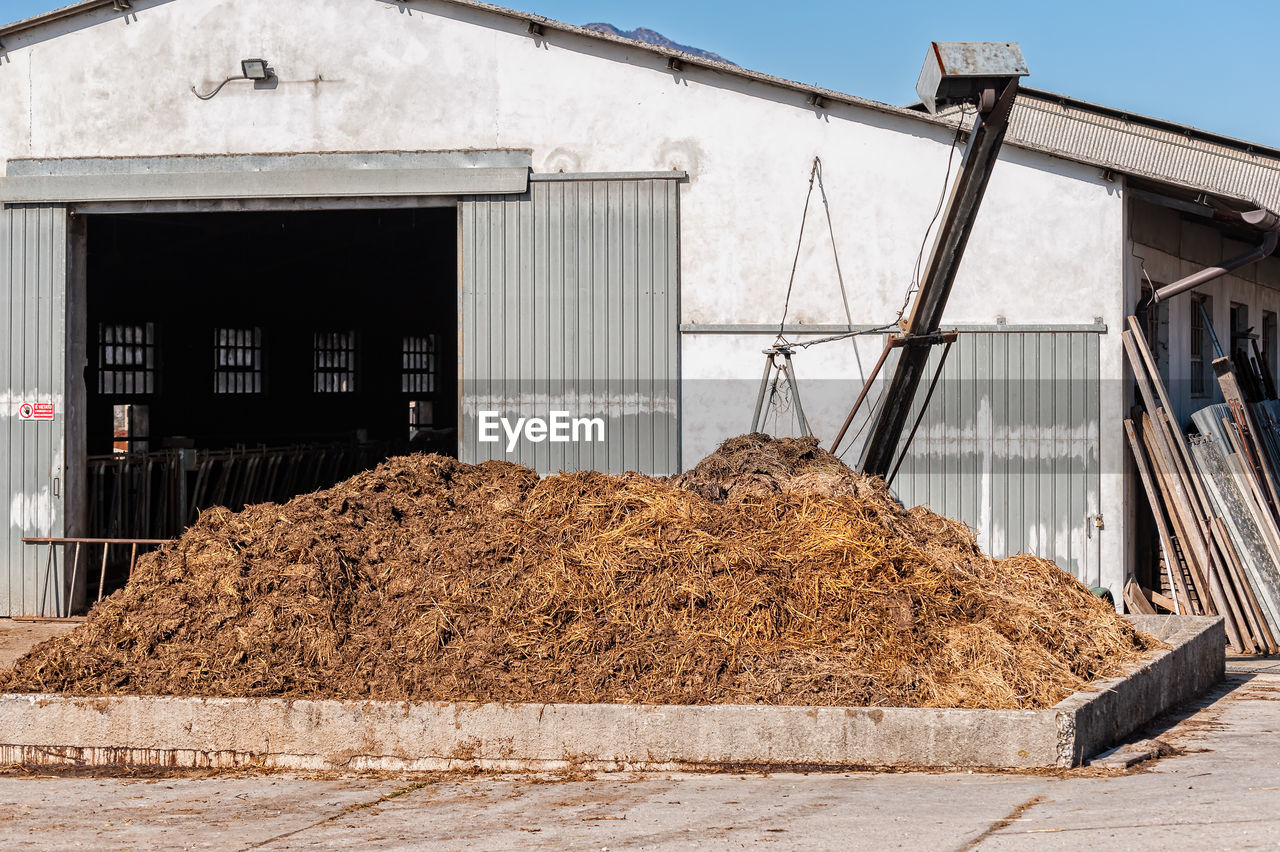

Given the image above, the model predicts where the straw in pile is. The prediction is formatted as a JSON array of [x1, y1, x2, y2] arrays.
[[0, 434, 1157, 709]]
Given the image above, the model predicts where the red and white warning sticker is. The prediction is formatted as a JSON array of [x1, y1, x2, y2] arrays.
[[16, 402, 54, 421]]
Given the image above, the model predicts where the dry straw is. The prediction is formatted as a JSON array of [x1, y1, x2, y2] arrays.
[[1, 434, 1158, 709]]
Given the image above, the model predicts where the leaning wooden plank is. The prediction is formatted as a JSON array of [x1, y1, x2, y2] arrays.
[[1128, 317, 1221, 519], [1140, 412, 1212, 612], [1139, 425, 1207, 615], [1143, 416, 1246, 643], [1123, 330, 1219, 572], [1125, 419, 1193, 614], [1124, 575, 1158, 615], [1145, 587, 1179, 613], [1158, 405, 1230, 527], [1133, 404, 1209, 573]]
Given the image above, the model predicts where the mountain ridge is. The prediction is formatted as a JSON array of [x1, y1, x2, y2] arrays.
[[582, 23, 736, 66]]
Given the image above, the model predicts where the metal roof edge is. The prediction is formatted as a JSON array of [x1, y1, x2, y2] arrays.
[[1017, 87, 1280, 162], [1006, 135, 1268, 213], [0, 0, 125, 42], [428, 0, 941, 129]]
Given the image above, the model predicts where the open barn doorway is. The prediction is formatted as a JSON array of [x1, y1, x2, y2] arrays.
[[80, 207, 457, 587]]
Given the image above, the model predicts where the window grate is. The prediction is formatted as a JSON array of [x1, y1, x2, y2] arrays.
[[1191, 296, 1208, 397], [214, 327, 263, 394], [314, 331, 357, 393], [401, 334, 437, 394], [98, 322, 156, 395]]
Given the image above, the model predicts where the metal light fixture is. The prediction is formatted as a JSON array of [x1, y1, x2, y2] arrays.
[[240, 58, 270, 80], [193, 59, 274, 100]]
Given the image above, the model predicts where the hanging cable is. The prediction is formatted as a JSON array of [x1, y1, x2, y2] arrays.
[[774, 112, 970, 354], [776, 158, 821, 342], [814, 159, 856, 337], [891, 107, 970, 327], [829, 113, 971, 459], [192, 75, 251, 100]]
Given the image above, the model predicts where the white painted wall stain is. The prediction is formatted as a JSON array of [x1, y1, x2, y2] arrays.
[[9, 488, 53, 534], [0, 391, 65, 417]]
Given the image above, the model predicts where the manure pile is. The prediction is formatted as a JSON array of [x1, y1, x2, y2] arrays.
[[1, 434, 1157, 709]]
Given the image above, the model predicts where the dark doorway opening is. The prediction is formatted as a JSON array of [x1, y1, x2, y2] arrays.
[[82, 207, 457, 572]]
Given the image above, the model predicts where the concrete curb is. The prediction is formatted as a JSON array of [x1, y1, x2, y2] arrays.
[[0, 615, 1224, 772]]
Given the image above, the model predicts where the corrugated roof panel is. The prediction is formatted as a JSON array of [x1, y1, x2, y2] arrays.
[[992, 94, 1280, 210]]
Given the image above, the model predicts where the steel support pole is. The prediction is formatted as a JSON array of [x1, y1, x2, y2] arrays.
[[858, 78, 1019, 477]]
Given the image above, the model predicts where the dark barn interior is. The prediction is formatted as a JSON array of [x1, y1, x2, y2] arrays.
[[82, 208, 457, 571]]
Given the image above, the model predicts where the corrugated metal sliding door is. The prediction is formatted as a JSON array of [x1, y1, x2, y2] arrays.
[[891, 330, 1102, 584], [2, 204, 68, 616], [459, 178, 679, 475]]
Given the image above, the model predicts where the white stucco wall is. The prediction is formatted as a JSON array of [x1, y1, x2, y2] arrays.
[[0, 0, 1121, 326], [0, 0, 1129, 591]]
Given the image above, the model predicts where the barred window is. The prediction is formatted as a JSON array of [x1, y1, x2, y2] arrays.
[[98, 322, 156, 395], [213, 327, 263, 394], [314, 331, 357, 393], [1191, 296, 1209, 397], [402, 335, 437, 393]]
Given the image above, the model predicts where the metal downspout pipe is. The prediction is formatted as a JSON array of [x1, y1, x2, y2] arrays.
[[1148, 208, 1280, 305]]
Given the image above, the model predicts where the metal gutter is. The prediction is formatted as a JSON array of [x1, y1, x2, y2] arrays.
[[1149, 207, 1280, 304]]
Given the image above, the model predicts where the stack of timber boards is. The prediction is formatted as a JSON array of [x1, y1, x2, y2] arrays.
[[1122, 316, 1278, 654]]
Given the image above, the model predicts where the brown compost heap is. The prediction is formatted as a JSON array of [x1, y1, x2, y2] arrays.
[[0, 434, 1157, 709]]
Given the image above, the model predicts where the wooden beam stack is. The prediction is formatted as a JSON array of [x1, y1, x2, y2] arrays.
[[1123, 315, 1279, 654]]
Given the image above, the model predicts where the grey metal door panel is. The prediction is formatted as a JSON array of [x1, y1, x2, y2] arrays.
[[459, 179, 679, 475], [3, 204, 68, 616], [891, 330, 1102, 584]]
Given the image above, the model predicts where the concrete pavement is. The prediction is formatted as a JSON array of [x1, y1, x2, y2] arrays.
[[2, 667, 1278, 849]]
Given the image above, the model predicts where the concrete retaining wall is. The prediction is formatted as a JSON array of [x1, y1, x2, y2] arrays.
[[1059, 614, 1226, 765], [0, 615, 1224, 771]]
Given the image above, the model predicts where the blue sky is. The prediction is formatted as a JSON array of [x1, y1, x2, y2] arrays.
[[3, 0, 1278, 147]]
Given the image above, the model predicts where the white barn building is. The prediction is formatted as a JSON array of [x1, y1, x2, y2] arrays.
[[3, 0, 1279, 616]]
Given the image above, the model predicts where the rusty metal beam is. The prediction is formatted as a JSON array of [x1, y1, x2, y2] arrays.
[[857, 77, 1021, 477]]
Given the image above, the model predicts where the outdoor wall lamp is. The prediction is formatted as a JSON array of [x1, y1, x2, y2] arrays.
[[192, 58, 275, 100], [240, 59, 270, 80]]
